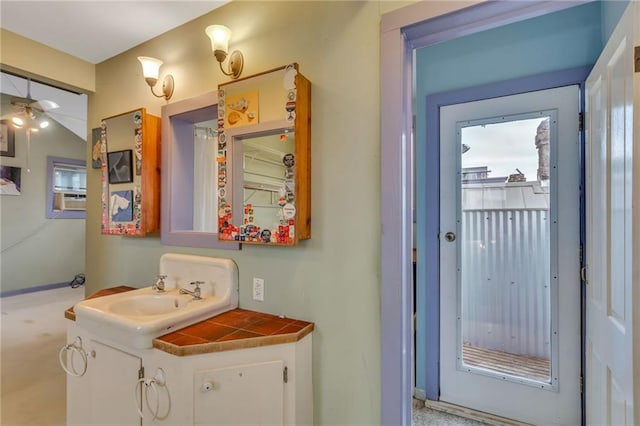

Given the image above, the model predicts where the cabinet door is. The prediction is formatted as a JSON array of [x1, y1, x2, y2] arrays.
[[89, 340, 142, 425], [195, 360, 284, 425]]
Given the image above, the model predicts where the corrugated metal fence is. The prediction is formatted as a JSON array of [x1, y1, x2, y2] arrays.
[[461, 208, 551, 359]]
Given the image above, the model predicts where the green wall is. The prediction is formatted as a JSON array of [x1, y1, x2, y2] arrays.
[[86, 2, 393, 424]]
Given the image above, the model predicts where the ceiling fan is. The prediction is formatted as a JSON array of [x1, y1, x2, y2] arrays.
[[1, 77, 59, 131], [1, 76, 61, 172]]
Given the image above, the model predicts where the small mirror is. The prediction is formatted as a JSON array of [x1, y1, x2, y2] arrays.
[[101, 108, 160, 236], [161, 92, 239, 250], [222, 122, 296, 243]]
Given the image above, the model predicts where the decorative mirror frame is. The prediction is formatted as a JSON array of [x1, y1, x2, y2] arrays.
[[217, 63, 311, 246]]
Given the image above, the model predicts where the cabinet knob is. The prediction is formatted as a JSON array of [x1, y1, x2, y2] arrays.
[[201, 382, 214, 392]]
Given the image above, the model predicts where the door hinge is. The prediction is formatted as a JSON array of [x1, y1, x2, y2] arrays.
[[579, 244, 583, 263], [634, 46, 640, 73], [138, 366, 145, 380], [578, 112, 584, 132], [283, 366, 288, 383]]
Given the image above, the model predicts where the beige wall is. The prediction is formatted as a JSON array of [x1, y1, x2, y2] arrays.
[[0, 29, 95, 93], [0, 98, 86, 293], [88, 2, 385, 423]]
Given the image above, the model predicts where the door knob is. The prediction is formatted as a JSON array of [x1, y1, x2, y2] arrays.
[[444, 232, 456, 242]]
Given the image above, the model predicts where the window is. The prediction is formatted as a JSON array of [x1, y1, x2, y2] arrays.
[[46, 156, 86, 218]]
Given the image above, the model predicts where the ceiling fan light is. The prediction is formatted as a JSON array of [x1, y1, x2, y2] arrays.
[[12, 116, 24, 126], [39, 120, 49, 129]]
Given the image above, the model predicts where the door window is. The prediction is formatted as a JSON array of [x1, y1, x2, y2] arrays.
[[458, 114, 556, 388]]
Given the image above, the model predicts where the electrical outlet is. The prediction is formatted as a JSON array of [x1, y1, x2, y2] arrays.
[[252, 278, 264, 301]]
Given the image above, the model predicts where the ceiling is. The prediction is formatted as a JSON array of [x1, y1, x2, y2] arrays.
[[0, 1, 229, 141], [0, 1, 229, 64]]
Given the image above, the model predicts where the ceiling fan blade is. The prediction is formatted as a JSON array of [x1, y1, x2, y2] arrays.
[[30, 99, 59, 111], [9, 95, 32, 105]]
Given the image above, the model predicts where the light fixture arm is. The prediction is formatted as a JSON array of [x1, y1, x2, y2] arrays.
[[145, 75, 174, 100], [218, 50, 244, 80]]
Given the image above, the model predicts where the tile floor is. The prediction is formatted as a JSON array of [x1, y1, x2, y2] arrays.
[[2, 285, 485, 426], [412, 399, 488, 426]]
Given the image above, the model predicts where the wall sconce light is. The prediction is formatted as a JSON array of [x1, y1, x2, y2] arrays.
[[137, 56, 175, 100], [205, 25, 244, 80]]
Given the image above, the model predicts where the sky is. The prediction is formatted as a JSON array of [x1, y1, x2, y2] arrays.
[[460, 117, 548, 181]]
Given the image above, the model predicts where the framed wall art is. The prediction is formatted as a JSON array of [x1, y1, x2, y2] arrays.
[[107, 149, 133, 184], [91, 127, 102, 169], [0, 122, 16, 157], [0, 165, 21, 195], [110, 190, 133, 221]]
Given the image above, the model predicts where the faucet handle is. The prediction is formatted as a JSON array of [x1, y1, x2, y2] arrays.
[[153, 274, 167, 292], [189, 281, 204, 299]]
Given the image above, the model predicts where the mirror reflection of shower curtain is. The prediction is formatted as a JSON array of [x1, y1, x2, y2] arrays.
[[193, 127, 217, 232]]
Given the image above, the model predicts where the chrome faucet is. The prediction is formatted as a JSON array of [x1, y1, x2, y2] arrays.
[[179, 281, 203, 300], [153, 274, 167, 293]]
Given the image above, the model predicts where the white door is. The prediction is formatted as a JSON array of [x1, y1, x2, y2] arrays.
[[585, 3, 638, 425], [440, 86, 581, 425]]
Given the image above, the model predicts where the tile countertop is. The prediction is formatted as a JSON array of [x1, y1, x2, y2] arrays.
[[65, 286, 314, 357]]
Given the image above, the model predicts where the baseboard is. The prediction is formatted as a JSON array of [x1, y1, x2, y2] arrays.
[[413, 387, 427, 400], [423, 400, 533, 426], [0, 282, 70, 298]]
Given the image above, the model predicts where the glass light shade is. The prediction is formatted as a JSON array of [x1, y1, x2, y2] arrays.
[[137, 56, 163, 81], [39, 120, 49, 129], [12, 117, 23, 126], [205, 25, 231, 56]]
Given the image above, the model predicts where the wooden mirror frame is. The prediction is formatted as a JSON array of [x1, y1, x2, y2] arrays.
[[217, 64, 311, 246]]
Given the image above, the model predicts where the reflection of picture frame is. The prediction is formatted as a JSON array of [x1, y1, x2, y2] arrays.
[[107, 149, 133, 184], [225, 90, 259, 128], [110, 190, 133, 221], [0, 165, 21, 195], [91, 128, 102, 169], [0, 122, 16, 157]]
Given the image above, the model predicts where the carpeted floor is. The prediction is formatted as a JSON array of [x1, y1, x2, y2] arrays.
[[1, 285, 85, 426]]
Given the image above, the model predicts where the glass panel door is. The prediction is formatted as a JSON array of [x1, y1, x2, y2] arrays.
[[439, 86, 580, 425], [457, 112, 556, 388]]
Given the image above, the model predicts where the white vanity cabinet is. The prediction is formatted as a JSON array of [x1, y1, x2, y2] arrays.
[[64, 309, 313, 426]]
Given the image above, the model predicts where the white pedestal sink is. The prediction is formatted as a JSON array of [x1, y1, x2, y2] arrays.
[[74, 254, 238, 349]]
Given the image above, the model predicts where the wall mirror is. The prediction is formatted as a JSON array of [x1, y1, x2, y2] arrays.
[[161, 92, 239, 249], [217, 64, 311, 246], [101, 108, 160, 236]]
